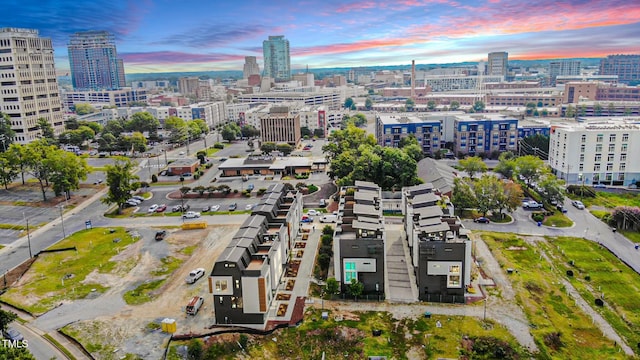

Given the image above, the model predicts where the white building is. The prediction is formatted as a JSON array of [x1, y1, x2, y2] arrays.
[[100, 101, 226, 129], [62, 88, 148, 110], [240, 102, 342, 136], [549, 118, 640, 186], [0, 28, 65, 143]]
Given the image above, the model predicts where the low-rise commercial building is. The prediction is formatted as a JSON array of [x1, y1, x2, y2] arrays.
[[218, 155, 326, 177], [209, 184, 302, 325], [260, 106, 301, 146]]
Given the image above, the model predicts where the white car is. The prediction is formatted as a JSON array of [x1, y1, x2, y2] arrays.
[[210, 205, 220, 212], [572, 200, 585, 209], [127, 198, 142, 205], [245, 204, 254, 210], [307, 209, 319, 216], [148, 204, 159, 213], [185, 268, 205, 284], [182, 211, 201, 219]]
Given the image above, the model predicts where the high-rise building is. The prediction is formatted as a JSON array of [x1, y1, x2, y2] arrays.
[[262, 35, 291, 82], [548, 60, 581, 85], [487, 51, 508, 77], [259, 106, 300, 146], [0, 28, 65, 143], [68, 31, 126, 90], [243, 56, 260, 79], [599, 54, 640, 85], [178, 77, 199, 96]]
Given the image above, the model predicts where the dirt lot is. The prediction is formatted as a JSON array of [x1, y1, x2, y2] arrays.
[[57, 224, 238, 359]]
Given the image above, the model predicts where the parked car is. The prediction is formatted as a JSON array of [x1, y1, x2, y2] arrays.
[[155, 230, 167, 241], [203, 205, 211, 212], [185, 268, 205, 284], [247, 183, 254, 191], [93, 179, 103, 184], [523, 201, 543, 209], [156, 204, 167, 212], [186, 296, 204, 315], [179, 151, 185, 155], [301, 215, 314, 223], [319, 199, 327, 207], [147, 204, 159, 213], [307, 209, 319, 216], [182, 172, 192, 177], [210, 205, 220, 212], [182, 211, 201, 219], [245, 204, 254, 210], [172, 204, 190, 212], [132, 195, 145, 202], [2, 327, 24, 341], [572, 200, 585, 209], [593, 184, 607, 188], [228, 203, 237, 211], [474, 217, 490, 223]]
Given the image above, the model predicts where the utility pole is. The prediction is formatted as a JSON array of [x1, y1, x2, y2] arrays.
[[58, 204, 67, 239], [180, 177, 185, 223]]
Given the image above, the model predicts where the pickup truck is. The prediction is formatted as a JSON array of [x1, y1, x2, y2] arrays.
[[523, 201, 543, 209]]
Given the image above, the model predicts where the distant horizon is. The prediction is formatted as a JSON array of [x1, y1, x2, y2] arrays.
[[8, 0, 638, 73]]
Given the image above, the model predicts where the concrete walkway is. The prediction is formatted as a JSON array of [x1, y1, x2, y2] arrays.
[[384, 225, 418, 302]]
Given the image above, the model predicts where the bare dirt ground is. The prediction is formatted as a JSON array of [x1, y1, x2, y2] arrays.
[[62, 224, 238, 359]]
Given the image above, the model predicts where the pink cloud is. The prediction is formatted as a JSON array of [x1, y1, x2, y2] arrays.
[[122, 51, 244, 65]]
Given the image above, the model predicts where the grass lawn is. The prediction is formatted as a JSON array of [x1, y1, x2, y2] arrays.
[[542, 213, 573, 227], [590, 209, 610, 220], [541, 236, 640, 353], [204, 308, 528, 359], [205, 147, 220, 156], [488, 213, 512, 223], [480, 232, 626, 359], [620, 230, 640, 244], [0, 227, 138, 315], [123, 279, 165, 305], [571, 191, 640, 209], [0, 223, 27, 230]]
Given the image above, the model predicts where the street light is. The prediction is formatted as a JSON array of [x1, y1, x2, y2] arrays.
[[180, 176, 185, 223], [58, 204, 67, 239], [578, 173, 585, 200], [24, 212, 32, 258]]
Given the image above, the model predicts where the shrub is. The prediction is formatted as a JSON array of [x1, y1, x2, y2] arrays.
[[205, 163, 212, 168], [194, 174, 200, 180], [233, 189, 239, 194], [321, 234, 332, 246], [532, 212, 545, 222], [322, 225, 333, 235], [213, 143, 224, 149], [151, 174, 158, 183], [308, 184, 319, 193], [257, 188, 267, 196]]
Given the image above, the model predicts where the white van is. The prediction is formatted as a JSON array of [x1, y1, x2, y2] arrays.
[[320, 214, 338, 223], [186, 296, 204, 315]]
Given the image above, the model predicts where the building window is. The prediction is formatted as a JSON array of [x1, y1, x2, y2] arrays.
[[596, 134, 603, 143], [620, 153, 627, 161], [580, 144, 585, 153], [608, 144, 615, 152], [448, 275, 460, 287], [235, 279, 240, 289], [605, 173, 612, 181], [579, 154, 584, 162], [622, 133, 629, 142], [231, 297, 243, 309], [618, 174, 625, 181], [594, 174, 600, 182], [579, 164, 584, 171], [621, 144, 627, 152], [595, 144, 602, 152], [594, 164, 601, 171], [594, 154, 601, 162], [449, 265, 460, 274], [607, 154, 614, 162], [620, 163, 626, 171], [609, 134, 616, 142], [581, 134, 586, 143], [215, 280, 228, 291], [344, 262, 357, 284], [606, 163, 613, 171]]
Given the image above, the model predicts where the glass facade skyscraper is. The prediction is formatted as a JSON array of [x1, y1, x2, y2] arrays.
[[68, 31, 126, 90], [262, 35, 291, 82]]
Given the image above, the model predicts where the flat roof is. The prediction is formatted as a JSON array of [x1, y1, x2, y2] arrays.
[[413, 206, 444, 218], [353, 203, 379, 216], [353, 219, 383, 231]]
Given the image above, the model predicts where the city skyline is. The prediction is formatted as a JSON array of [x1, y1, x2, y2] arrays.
[[4, 0, 640, 74]]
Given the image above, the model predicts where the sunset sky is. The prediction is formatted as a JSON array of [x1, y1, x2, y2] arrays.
[[4, 0, 640, 74]]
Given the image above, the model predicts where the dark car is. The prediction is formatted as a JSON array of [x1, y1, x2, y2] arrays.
[[155, 230, 167, 241], [228, 203, 237, 211], [474, 217, 490, 223], [156, 204, 167, 212], [3, 327, 24, 341], [203, 205, 211, 212]]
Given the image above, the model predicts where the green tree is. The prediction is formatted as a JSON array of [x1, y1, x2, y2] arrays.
[[102, 157, 140, 214], [0, 307, 17, 333], [365, 97, 373, 110], [23, 140, 57, 201], [48, 150, 90, 198], [0, 346, 36, 359], [474, 174, 505, 217], [313, 128, 325, 138], [503, 182, 524, 214], [0, 112, 15, 151], [164, 116, 188, 144], [565, 104, 575, 118], [537, 174, 565, 205], [187, 338, 203, 360], [450, 101, 460, 110], [0, 151, 19, 189], [472, 100, 485, 113], [98, 132, 117, 152], [515, 155, 546, 186], [325, 278, 340, 298], [398, 134, 418, 148], [241, 125, 260, 138], [494, 152, 516, 179], [458, 156, 487, 179], [579, 104, 586, 116], [187, 120, 202, 138], [126, 112, 160, 135], [406, 98, 416, 111], [193, 119, 208, 134], [117, 132, 147, 153], [102, 118, 126, 138], [73, 103, 96, 115], [7, 143, 27, 184], [65, 117, 79, 130], [594, 103, 603, 116], [260, 142, 277, 154], [300, 126, 312, 137], [521, 134, 549, 159], [427, 100, 436, 111], [344, 97, 355, 110], [347, 279, 364, 301], [37, 118, 57, 145], [221, 125, 237, 142], [276, 143, 293, 155], [452, 177, 477, 211]]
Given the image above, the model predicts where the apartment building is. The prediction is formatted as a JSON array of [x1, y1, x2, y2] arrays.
[[548, 120, 640, 186], [0, 28, 65, 143], [209, 184, 302, 325], [178, 77, 199, 96], [548, 60, 581, 86], [260, 106, 301, 146], [100, 101, 225, 129], [563, 82, 640, 103], [453, 114, 518, 156], [67, 31, 125, 91], [62, 88, 148, 110], [599, 55, 640, 85], [402, 184, 471, 303], [333, 181, 386, 296], [375, 113, 442, 156]]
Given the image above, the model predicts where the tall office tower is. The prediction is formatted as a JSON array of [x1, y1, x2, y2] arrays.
[[548, 60, 581, 85], [263, 35, 291, 82], [68, 31, 126, 90], [599, 54, 640, 85], [243, 56, 260, 79], [487, 51, 508, 77], [0, 28, 65, 144], [178, 77, 199, 95]]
